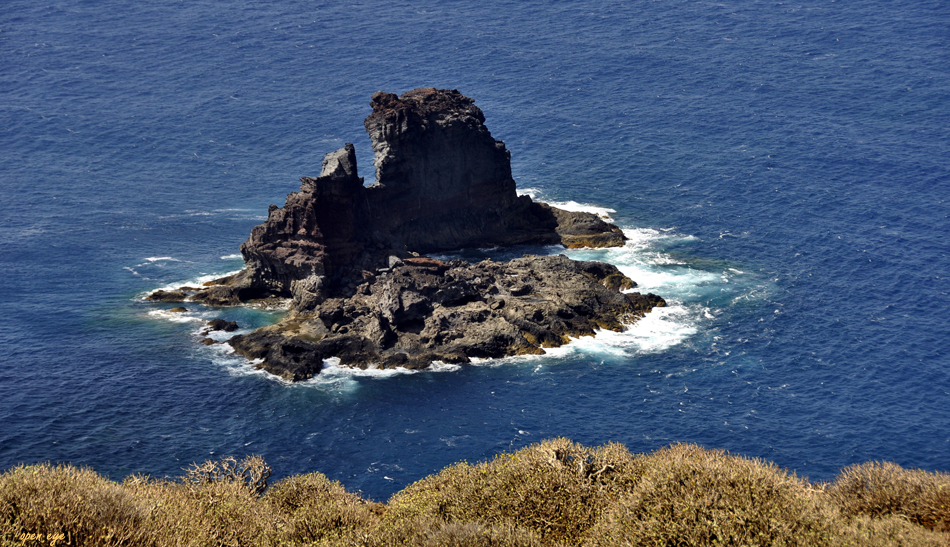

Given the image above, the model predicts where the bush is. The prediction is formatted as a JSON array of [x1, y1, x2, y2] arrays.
[[262, 471, 380, 545], [332, 516, 541, 547], [183, 454, 272, 496], [386, 520, 541, 547], [835, 514, 950, 547], [827, 461, 950, 532], [385, 438, 637, 546], [583, 443, 840, 547], [2, 446, 949, 547], [0, 462, 149, 546], [130, 478, 276, 547]]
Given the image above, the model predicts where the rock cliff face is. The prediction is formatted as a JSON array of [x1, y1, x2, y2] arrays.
[[198, 88, 624, 309], [149, 88, 658, 380], [361, 89, 541, 251], [235, 143, 366, 309]]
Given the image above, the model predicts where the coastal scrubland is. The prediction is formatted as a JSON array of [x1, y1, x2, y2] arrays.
[[2, 439, 948, 546]]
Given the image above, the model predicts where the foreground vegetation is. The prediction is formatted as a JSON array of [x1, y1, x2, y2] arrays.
[[2, 439, 948, 546]]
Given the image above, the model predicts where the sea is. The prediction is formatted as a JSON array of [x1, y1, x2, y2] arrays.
[[1, 0, 948, 502]]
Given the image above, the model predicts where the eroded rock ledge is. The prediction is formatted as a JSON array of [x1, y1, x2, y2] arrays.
[[229, 255, 665, 381], [149, 88, 664, 380]]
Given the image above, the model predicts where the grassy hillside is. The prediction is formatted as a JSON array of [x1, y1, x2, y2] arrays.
[[2, 439, 948, 546]]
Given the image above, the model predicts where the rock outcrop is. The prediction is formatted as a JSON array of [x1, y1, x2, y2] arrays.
[[229, 255, 664, 381], [190, 88, 625, 309], [149, 88, 660, 381]]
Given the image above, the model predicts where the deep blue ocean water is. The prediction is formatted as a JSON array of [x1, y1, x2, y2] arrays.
[[2, 0, 948, 501]]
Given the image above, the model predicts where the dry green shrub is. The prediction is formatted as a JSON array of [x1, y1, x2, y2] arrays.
[[183, 454, 272, 496], [0, 462, 149, 546], [124, 473, 278, 547], [262, 471, 380, 545], [385, 438, 637, 546], [583, 443, 840, 547], [4, 446, 949, 547], [0, 458, 279, 547], [835, 514, 950, 547], [827, 461, 950, 532], [330, 515, 540, 547], [415, 521, 540, 547]]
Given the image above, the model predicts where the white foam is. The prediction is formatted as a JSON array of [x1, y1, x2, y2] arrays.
[[545, 200, 616, 221], [427, 361, 463, 373], [542, 304, 698, 359], [469, 352, 552, 367], [516, 189, 619, 223], [621, 227, 697, 248], [320, 359, 416, 379], [440, 435, 470, 447], [621, 227, 665, 247], [562, 228, 726, 297], [286, 359, 413, 392], [220, 254, 242, 260], [310, 358, 463, 378], [210, 350, 289, 383], [147, 309, 205, 323], [16, 226, 47, 238], [616, 304, 699, 353], [199, 328, 239, 343], [331, 298, 700, 377], [143, 268, 243, 298], [145, 256, 179, 262], [516, 187, 541, 199], [209, 352, 468, 390], [621, 263, 721, 296]]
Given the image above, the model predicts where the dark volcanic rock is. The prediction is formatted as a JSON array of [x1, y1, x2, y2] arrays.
[[149, 89, 662, 381], [207, 318, 240, 332], [145, 275, 249, 306], [541, 203, 627, 248], [361, 88, 553, 251], [186, 88, 626, 309], [229, 255, 665, 381], [146, 290, 189, 302], [226, 143, 365, 307]]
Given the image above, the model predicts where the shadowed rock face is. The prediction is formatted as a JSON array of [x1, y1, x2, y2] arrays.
[[208, 88, 625, 308], [235, 143, 366, 309], [362, 89, 541, 253], [149, 89, 657, 380], [365, 88, 517, 207]]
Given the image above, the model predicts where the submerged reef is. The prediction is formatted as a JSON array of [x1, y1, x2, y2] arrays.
[[149, 88, 664, 380]]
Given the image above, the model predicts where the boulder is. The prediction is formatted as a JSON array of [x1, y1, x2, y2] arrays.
[[207, 318, 240, 332]]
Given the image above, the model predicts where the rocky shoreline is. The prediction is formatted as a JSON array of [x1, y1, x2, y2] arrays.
[[228, 255, 665, 381], [149, 88, 665, 381]]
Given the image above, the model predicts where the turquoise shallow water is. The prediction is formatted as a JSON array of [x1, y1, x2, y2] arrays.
[[1, 0, 948, 500]]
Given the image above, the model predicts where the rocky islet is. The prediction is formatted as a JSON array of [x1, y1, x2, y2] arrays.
[[149, 88, 665, 380]]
